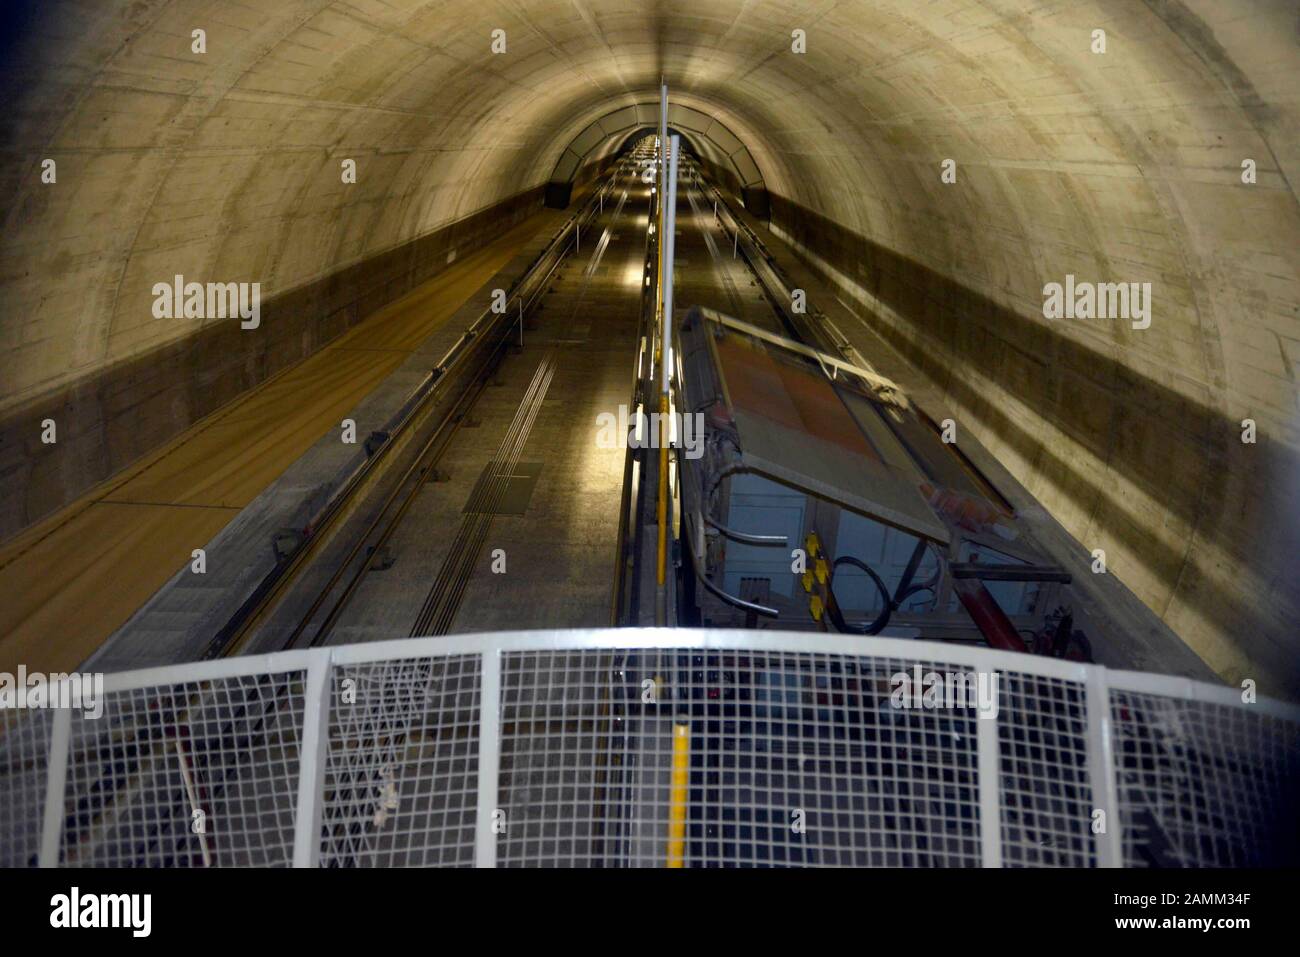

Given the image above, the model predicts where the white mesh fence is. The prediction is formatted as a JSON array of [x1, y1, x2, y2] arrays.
[[322, 655, 481, 867], [1110, 688, 1300, 867], [57, 670, 306, 867], [997, 673, 1094, 867], [0, 706, 50, 867], [496, 648, 983, 866], [0, 631, 1296, 867]]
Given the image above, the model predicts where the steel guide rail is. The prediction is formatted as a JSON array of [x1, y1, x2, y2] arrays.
[[195, 164, 633, 660], [297, 166, 645, 646], [611, 146, 661, 625]]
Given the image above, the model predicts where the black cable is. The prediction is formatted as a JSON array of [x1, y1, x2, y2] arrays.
[[825, 555, 893, 635], [895, 582, 936, 605]]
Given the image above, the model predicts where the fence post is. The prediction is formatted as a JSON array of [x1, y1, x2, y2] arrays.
[[475, 648, 503, 868], [38, 705, 73, 867], [975, 704, 1002, 867], [1086, 666, 1123, 867], [292, 650, 332, 868]]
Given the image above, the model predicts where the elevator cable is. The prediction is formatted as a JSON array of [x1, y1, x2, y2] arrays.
[[824, 554, 939, 636]]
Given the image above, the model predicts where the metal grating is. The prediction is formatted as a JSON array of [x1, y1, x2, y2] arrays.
[[497, 649, 983, 866], [998, 673, 1095, 866], [57, 672, 305, 866], [1110, 689, 1300, 867], [0, 707, 51, 867], [322, 655, 481, 867], [497, 649, 620, 866], [1, 631, 1297, 868]]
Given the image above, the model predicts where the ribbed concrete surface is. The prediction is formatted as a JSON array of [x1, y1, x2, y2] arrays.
[[0, 1, 1296, 686]]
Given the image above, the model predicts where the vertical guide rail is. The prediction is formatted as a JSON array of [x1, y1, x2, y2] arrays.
[[975, 705, 1002, 867], [292, 651, 331, 867], [661, 138, 679, 409], [654, 83, 669, 625], [474, 647, 503, 868], [611, 156, 660, 625], [38, 701, 72, 867], [1086, 666, 1123, 867], [655, 135, 680, 626], [656, 83, 667, 324]]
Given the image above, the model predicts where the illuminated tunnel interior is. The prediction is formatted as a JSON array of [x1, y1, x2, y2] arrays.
[[0, 0, 1297, 874]]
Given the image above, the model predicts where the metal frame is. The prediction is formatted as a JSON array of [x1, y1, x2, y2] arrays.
[[704, 311, 904, 398], [10, 628, 1298, 868]]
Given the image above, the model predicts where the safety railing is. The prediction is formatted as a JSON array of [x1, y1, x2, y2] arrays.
[[2, 630, 1297, 867]]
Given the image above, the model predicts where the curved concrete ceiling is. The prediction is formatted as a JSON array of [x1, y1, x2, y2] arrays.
[[1, 0, 1298, 686]]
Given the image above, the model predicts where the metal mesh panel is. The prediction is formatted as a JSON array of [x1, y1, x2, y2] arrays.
[[998, 673, 1095, 866], [321, 655, 481, 867], [4, 633, 1298, 868], [57, 671, 306, 866], [0, 707, 52, 867], [496, 649, 983, 867], [1110, 689, 1300, 867]]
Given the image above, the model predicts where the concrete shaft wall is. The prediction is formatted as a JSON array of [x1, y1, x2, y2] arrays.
[[1, 0, 1297, 687]]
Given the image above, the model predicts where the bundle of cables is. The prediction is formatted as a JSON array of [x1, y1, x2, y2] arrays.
[[823, 554, 938, 636]]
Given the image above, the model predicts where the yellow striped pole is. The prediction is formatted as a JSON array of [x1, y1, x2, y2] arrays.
[[666, 723, 690, 867]]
